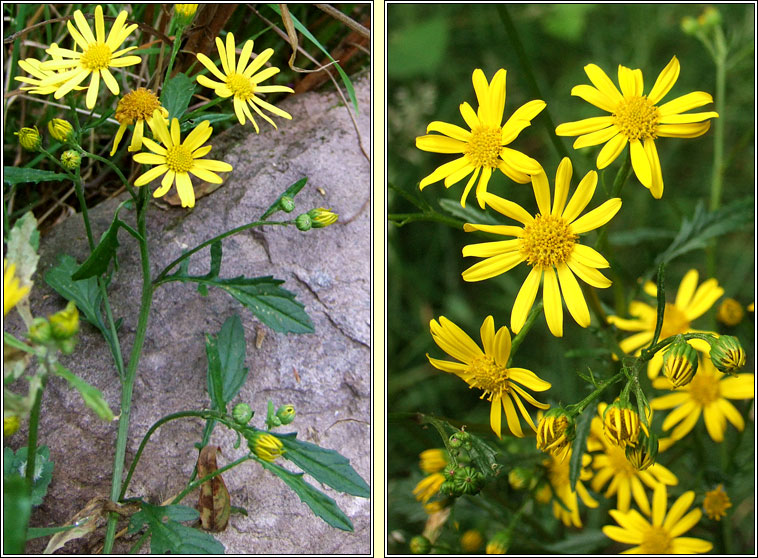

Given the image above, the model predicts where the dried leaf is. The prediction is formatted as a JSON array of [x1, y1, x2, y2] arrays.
[[196, 446, 230, 532]]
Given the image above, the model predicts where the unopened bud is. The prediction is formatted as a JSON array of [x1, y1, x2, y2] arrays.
[[486, 530, 511, 555], [279, 195, 295, 213], [295, 213, 312, 231], [275, 404, 295, 425], [60, 150, 81, 170], [307, 207, 338, 228], [15, 126, 41, 151], [663, 339, 698, 388], [536, 407, 574, 462], [603, 400, 641, 448], [48, 118, 74, 143], [4, 415, 21, 437], [709, 335, 746, 373], [246, 430, 285, 462], [49, 300, 79, 340], [232, 402, 253, 425], [409, 535, 431, 554], [28, 317, 53, 345], [625, 431, 658, 471]]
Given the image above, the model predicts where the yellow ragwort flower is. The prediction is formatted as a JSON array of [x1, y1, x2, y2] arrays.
[[716, 297, 744, 327], [703, 484, 732, 521], [133, 111, 232, 208], [40, 6, 141, 109], [412, 472, 445, 504], [608, 269, 724, 379], [535, 408, 574, 463], [416, 68, 545, 208], [4, 260, 31, 316], [652, 354, 754, 445], [588, 404, 677, 514], [462, 157, 621, 337], [427, 315, 551, 439], [556, 56, 718, 198], [545, 450, 598, 527], [195, 33, 293, 131], [15, 44, 87, 95], [418, 448, 448, 474], [602, 400, 642, 448], [249, 431, 285, 462], [603, 483, 713, 554], [111, 88, 169, 156], [460, 529, 483, 553]]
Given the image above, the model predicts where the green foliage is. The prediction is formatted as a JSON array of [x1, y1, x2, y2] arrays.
[[70, 206, 130, 280], [260, 177, 309, 220], [3, 474, 32, 554], [4, 446, 54, 507], [205, 314, 249, 411], [258, 459, 354, 532], [128, 502, 224, 554], [160, 73, 196, 121], [2, 167, 68, 186], [276, 433, 371, 498]]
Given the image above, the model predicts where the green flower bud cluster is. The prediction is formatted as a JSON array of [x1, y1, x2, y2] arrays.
[[27, 300, 80, 354], [265, 400, 296, 429], [295, 208, 338, 231]]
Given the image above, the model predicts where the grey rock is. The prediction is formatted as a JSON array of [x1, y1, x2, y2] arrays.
[[6, 75, 371, 554]]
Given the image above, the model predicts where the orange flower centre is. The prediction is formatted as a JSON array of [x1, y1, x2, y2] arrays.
[[613, 95, 660, 142], [165, 144, 194, 173], [703, 485, 732, 520], [521, 214, 577, 269], [80, 42, 112, 71], [115, 88, 163, 124], [464, 125, 502, 168], [226, 72, 256, 100]]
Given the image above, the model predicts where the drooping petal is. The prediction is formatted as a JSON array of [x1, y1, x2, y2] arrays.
[[571, 243, 610, 268], [196, 52, 228, 81], [571, 84, 617, 113], [483, 193, 534, 225], [175, 172, 196, 208], [630, 139, 652, 188], [643, 138, 664, 198], [658, 111, 719, 125], [85, 70, 100, 109], [419, 157, 471, 189], [490, 396, 503, 438], [501, 147, 542, 174], [566, 257, 611, 288], [656, 122, 711, 138], [502, 393, 524, 437], [658, 91, 714, 116], [135, 164, 169, 186]]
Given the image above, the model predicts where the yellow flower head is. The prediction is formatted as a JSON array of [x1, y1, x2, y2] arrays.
[[111, 88, 169, 156], [427, 315, 551, 439], [416, 68, 545, 208], [485, 530, 511, 555], [40, 6, 142, 109], [418, 448, 448, 474], [412, 472, 445, 504], [249, 431, 285, 462], [536, 407, 574, 462], [195, 33, 294, 131], [308, 208, 338, 228], [174, 4, 198, 18], [545, 450, 598, 527], [15, 44, 87, 95], [556, 56, 718, 198], [716, 297, 744, 326], [652, 354, 754, 445], [588, 403, 677, 514], [460, 529, 483, 552], [14, 126, 41, 152], [462, 157, 621, 337], [48, 118, 74, 143], [603, 401, 641, 448], [133, 111, 233, 208], [703, 484, 732, 521], [4, 260, 31, 315], [603, 483, 713, 554], [608, 269, 724, 379], [4, 415, 21, 437]]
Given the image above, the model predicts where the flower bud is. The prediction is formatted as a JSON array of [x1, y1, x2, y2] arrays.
[[295, 213, 312, 231], [681, 15, 699, 35], [663, 339, 698, 388], [279, 195, 295, 213], [536, 407, 574, 462], [48, 118, 74, 143], [246, 430, 285, 462], [698, 6, 722, 28], [625, 431, 658, 471], [409, 535, 431, 554], [275, 404, 296, 425], [174, 4, 198, 25], [439, 479, 460, 497], [716, 298, 744, 327], [453, 466, 484, 495], [307, 207, 338, 228], [534, 482, 552, 504], [508, 467, 533, 490], [486, 530, 511, 555], [4, 415, 21, 437], [603, 400, 641, 448], [49, 300, 79, 340], [28, 317, 53, 345], [15, 126, 41, 151], [709, 335, 746, 373], [232, 402, 253, 425], [60, 150, 81, 170], [57, 337, 77, 355]]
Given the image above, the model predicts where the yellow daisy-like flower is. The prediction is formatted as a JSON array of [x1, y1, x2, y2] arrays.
[[703, 484, 732, 521], [418, 448, 448, 474], [462, 157, 621, 337], [544, 450, 598, 528], [39, 6, 141, 109], [426, 315, 551, 439], [133, 111, 233, 208], [603, 483, 713, 554], [588, 404, 678, 515], [15, 44, 86, 95], [555, 55, 719, 199], [416, 68, 545, 208], [412, 472, 445, 504], [110, 88, 169, 156], [4, 260, 31, 316], [608, 269, 724, 379], [249, 431, 285, 462], [651, 354, 754, 445], [195, 33, 294, 132]]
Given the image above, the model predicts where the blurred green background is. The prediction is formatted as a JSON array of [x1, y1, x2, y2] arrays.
[[387, 4, 754, 554]]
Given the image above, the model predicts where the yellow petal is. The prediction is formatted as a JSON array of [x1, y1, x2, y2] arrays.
[[647, 56, 680, 105], [556, 263, 590, 327], [596, 133, 628, 169], [570, 198, 622, 234], [543, 267, 563, 337], [511, 267, 542, 333]]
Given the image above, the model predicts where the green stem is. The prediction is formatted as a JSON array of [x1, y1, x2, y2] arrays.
[[152, 220, 292, 285], [594, 150, 632, 252], [507, 301, 544, 367], [79, 148, 137, 201], [647, 262, 667, 351], [170, 455, 252, 506], [387, 212, 464, 229], [24, 372, 47, 502], [103, 185, 154, 553], [164, 24, 185, 81], [709, 26, 727, 212], [640, 331, 717, 363], [566, 371, 624, 417]]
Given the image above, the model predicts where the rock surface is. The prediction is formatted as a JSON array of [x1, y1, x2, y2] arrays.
[[7, 75, 371, 554]]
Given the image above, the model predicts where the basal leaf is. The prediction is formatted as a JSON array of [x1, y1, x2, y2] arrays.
[[5, 446, 54, 506], [215, 314, 249, 402], [258, 460, 354, 531], [129, 502, 224, 554], [53, 363, 114, 421], [276, 433, 369, 497], [3, 167, 68, 186], [161, 73, 196, 121]]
